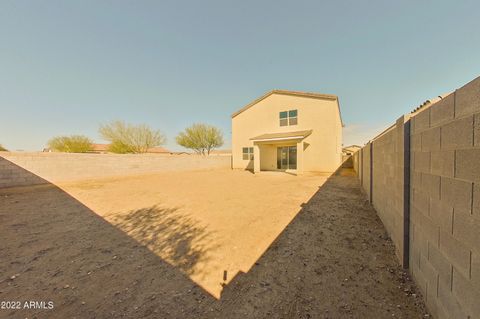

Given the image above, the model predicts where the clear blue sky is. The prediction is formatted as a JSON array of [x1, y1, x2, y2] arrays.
[[1, 0, 479, 151]]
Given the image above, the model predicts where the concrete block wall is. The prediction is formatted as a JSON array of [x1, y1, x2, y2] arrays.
[[354, 116, 409, 266], [370, 119, 408, 264], [353, 75, 480, 318], [352, 149, 360, 174], [361, 143, 372, 200], [409, 77, 480, 319], [0, 157, 48, 188], [0, 152, 231, 188]]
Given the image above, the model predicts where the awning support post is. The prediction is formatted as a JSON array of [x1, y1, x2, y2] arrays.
[[253, 144, 261, 173]]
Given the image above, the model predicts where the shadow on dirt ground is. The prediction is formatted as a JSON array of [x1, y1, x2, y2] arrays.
[[209, 168, 429, 318], [0, 158, 216, 318], [109, 205, 218, 276], [0, 157, 428, 318]]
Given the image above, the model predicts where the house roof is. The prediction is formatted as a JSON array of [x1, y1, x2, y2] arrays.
[[250, 130, 313, 142], [343, 145, 362, 152], [231, 89, 343, 126], [90, 143, 109, 152]]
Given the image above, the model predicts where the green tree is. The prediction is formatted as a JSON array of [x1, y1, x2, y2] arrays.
[[176, 123, 224, 155], [48, 135, 93, 153], [99, 121, 166, 154], [0, 144, 7, 151]]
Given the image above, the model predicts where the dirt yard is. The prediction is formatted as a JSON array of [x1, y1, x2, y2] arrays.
[[0, 168, 429, 318]]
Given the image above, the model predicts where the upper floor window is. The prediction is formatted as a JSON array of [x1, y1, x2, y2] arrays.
[[279, 109, 298, 126]]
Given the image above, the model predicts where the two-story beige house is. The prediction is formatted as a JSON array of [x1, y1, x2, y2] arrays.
[[231, 90, 343, 174]]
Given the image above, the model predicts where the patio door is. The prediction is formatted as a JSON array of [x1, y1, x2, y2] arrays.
[[277, 146, 297, 170]]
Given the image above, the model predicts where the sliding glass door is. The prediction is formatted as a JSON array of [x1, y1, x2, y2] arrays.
[[277, 146, 297, 170]]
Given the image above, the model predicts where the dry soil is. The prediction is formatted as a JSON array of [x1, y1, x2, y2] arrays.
[[0, 168, 429, 318]]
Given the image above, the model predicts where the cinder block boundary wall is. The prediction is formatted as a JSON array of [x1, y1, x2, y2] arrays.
[[352, 76, 480, 318], [0, 152, 231, 188]]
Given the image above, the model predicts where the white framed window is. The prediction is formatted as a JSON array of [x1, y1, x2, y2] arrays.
[[279, 109, 297, 126], [242, 147, 254, 160], [288, 109, 297, 125]]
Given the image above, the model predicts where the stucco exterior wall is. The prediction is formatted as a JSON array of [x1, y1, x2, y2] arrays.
[[0, 152, 231, 188], [259, 144, 277, 170], [232, 93, 342, 173]]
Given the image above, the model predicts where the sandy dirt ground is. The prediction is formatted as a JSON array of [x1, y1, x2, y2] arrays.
[[0, 168, 429, 318]]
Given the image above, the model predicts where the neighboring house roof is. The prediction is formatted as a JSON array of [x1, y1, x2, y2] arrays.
[[343, 145, 361, 151], [90, 143, 109, 152], [231, 89, 344, 126], [343, 145, 362, 155], [250, 129, 313, 142]]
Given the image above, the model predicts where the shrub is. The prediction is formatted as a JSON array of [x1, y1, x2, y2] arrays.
[[176, 123, 223, 155], [48, 135, 93, 153], [0, 144, 7, 151], [99, 121, 166, 154]]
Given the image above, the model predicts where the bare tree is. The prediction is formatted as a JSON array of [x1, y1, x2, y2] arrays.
[[99, 121, 166, 154], [176, 123, 223, 155]]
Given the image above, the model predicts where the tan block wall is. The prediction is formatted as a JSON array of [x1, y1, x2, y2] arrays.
[[355, 116, 408, 264], [0, 152, 231, 188], [352, 149, 360, 174], [354, 76, 480, 318], [361, 143, 372, 200], [371, 117, 408, 264], [409, 77, 480, 319]]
